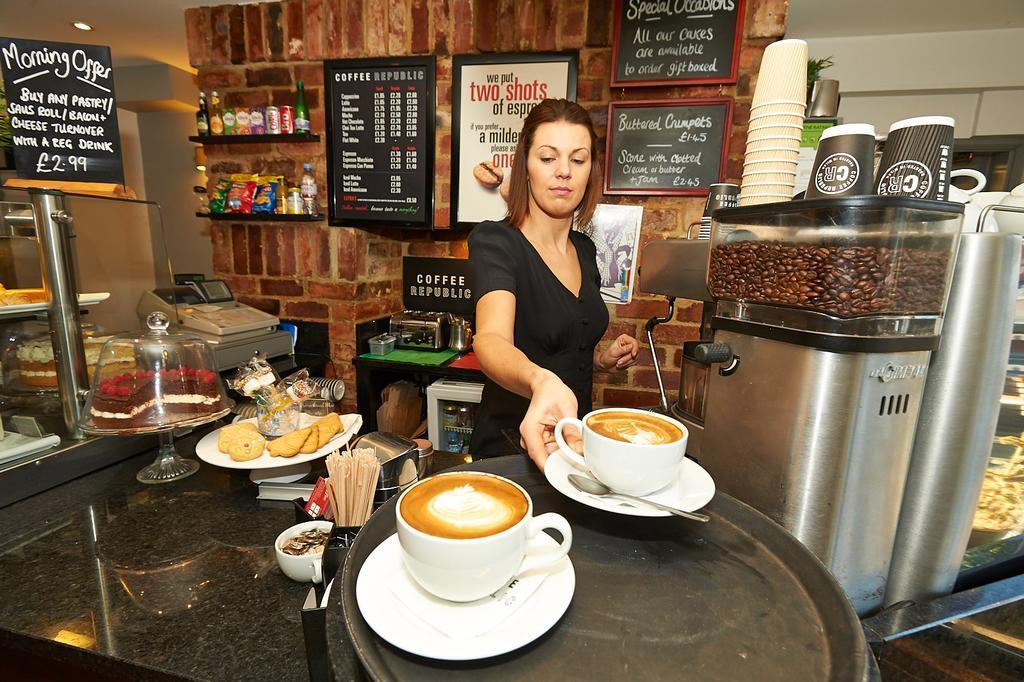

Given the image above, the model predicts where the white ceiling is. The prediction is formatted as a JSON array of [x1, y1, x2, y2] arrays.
[[788, 0, 1024, 38], [1, 0, 1022, 72]]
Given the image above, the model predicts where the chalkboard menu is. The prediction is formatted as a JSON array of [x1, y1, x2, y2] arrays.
[[604, 98, 732, 196], [325, 56, 435, 228], [611, 0, 746, 87], [0, 37, 124, 184]]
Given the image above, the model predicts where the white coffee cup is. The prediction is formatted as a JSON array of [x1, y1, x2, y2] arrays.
[[554, 407, 689, 496], [274, 520, 332, 583], [395, 472, 572, 602]]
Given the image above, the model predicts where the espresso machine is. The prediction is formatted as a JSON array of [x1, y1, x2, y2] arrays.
[[639, 196, 965, 615]]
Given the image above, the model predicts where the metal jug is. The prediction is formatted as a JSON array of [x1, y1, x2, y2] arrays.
[[449, 315, 473, 352]]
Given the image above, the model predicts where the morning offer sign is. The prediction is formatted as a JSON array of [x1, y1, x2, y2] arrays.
[[0, 37, 124, 184]]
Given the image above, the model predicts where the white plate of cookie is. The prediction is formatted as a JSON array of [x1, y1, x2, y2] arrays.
[[195, 412, 362, 470]]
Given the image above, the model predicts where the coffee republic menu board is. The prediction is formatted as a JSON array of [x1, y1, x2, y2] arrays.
[[325, 56, 435, 228], [611, 0, 746, 87], [0, 37, 124, 184], [604, 98, 732, 196]]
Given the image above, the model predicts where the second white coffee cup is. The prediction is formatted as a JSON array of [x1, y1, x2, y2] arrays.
[[555, 407, 689, 496]]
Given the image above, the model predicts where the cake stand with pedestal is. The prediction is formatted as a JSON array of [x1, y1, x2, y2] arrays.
[[80, 312, 235, 484]]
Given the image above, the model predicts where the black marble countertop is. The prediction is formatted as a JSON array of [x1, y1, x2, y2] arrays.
[[0, 428, 467, 681]]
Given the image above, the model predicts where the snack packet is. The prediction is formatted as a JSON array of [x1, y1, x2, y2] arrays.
[[252, 176, 278, 214], [226, 173, 258, 213], [209, 178, 232, 214]]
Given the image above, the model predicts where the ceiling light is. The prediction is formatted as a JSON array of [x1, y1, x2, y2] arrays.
[[72, 21, 94, 31]]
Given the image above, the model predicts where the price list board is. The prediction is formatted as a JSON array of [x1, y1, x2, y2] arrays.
[[0, 37, 124, 184], [325, 56, 436, 229], [604, 98, 732, 196]]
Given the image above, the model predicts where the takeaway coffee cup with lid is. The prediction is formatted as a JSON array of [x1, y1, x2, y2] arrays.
[[875, 116, 956, 200], [805, 124, 876, 199]]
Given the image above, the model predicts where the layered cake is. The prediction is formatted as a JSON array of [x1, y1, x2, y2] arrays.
[[89, 367, 222, 430], [17, 336, 133, 388]]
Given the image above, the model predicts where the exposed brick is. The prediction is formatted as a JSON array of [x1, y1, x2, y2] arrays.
[[434, 207, 450, 228], [632, 368, 681, 391], [387, 0, 408, 54], [586, 0, 612, 47], [199, 68, 243, 89], [605, 321, 638, 340], [184, 7, 212, 67], [260, 278, 304, 296], [286, 300, 330, 319], [408, 242, 447, 257], [436, 82, 451, 107], [516, 0, 536, 50], [211, 224, 232, 273], [229, 5, 247, 64], [271, 85, 319, 109], [411, 0, 431, 53], [577, 78, 606, 102], [475, 0, 497, 52], [497, 0, 516, 51], [294, 63, 324, 86], [246, 65, 292, 87], [747, 0, 788, 39], [263, 2, 285, 61], [210, 6, 232, 65], [452, 0, 473, 54], [307, 0, 327, 59], [449, 238, 468, 258], [239, 296, 281, 315], [642, 209, 681, 233], [675, 301, 705, 323], [231, 224, 248, 274], [297, 226, 331, 277], [309, 281, 360, 299], [433, 0, 450, 55], [534, 0, 556, 51], [286, 0, 305, 59], [225, 143, 273, 155], [634, 346, 667, 368], [245, 4, 265, 62], [209, 160, 244, 175], [345, 0, 365, 56], [247, 224, 264, 274], [337, 228, 365, 280], [652, 323, 699, 346], [602, 388, 659, 408], [365, 0, 387, 56], [558, 3, 585, 49], [224, 90, 270, 108], [617, 297, 673, 320], [583, 49, 611, 78]]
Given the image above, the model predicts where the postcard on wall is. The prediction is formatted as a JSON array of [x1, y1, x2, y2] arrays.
[[590, 203, 644, 305], [451, 52, 578, 230]]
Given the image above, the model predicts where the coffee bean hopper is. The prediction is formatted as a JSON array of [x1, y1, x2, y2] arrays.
[[638, 196, 964, 615]]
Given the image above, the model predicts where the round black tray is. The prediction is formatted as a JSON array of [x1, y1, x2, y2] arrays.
[[327, 456, 869, 681]]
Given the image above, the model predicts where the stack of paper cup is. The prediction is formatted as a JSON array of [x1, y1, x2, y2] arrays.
[[739, 39, 809, 206]]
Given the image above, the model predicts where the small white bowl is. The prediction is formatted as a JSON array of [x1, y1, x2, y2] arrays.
[[275, 520, 332, 583]]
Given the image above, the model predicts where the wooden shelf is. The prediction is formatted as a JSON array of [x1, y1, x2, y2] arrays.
[[196, 212, 324, 222], [188, 134, 320, 144]]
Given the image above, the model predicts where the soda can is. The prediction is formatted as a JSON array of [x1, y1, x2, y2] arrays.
[[280, 105, 295, 134], [265, 106, 281, 135], [250, 107, 266, 135]]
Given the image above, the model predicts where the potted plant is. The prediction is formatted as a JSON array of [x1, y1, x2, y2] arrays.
[[807, 56, 835, 108]]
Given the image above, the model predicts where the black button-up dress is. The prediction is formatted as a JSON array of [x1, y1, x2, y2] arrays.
[[467, 221, 609, 457]]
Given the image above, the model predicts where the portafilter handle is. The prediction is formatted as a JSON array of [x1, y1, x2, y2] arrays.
[[694, 342, 739, 376], [643, 297, 676, 413]]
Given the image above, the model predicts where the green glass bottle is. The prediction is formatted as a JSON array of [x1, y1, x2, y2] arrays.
[[294, 81, 310, 134]]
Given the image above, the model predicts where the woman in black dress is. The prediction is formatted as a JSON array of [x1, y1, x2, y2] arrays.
[[468, 99, 639, 469]]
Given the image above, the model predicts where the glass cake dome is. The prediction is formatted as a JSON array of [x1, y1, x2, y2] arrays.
[[81, 312, 234, 484]]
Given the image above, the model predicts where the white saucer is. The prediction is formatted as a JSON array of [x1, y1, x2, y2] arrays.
[[544, 450, 715, 517], [356, 533, 575, 660], [195, 413, 361, 470]]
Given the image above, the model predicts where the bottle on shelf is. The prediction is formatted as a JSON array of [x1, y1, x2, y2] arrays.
[[300, 163, 317, 215], [209, 90, 223, 135], [196, 92, 210, 136], [286, 187, 304, 215], [294, 81, 310, 134]]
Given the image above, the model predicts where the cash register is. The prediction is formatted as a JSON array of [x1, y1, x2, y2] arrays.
[[137, 278, 293, 370]]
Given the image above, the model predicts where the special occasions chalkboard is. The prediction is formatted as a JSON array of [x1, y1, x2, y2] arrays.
[[611, 0, 746, 87], [325, 56, 435, 228], [0, 37, 124, 184], [604, 98, 732, 196]]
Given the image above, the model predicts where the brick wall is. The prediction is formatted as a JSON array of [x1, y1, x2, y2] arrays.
[[184, 0, 788, 412]]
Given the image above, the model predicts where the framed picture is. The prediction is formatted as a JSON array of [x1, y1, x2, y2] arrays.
[[590, 203, 644, 305], [610, 0, 746, 87], [604, 98, 732, 196], [451, 52, 578, 231]]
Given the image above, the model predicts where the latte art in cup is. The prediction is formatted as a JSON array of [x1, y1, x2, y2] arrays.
[[400, 474, 529, 540], [586, 411, 683, 445]]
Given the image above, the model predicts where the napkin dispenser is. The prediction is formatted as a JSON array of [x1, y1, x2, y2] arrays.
[[352, 431, 419, 507]]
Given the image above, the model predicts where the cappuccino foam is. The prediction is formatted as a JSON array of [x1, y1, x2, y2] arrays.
[[401, 474, 528, 540], [587, 411, 683, 445]]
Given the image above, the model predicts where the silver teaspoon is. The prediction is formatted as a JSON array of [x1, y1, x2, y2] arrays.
[[567, 474, 710, 523]]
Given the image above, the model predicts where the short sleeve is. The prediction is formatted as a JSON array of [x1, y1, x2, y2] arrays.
[[469, 221, 518, 302]]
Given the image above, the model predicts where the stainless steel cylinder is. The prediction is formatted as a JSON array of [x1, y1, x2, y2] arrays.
[[884, 232, 1021, 606], [31, 190, 89, 439]]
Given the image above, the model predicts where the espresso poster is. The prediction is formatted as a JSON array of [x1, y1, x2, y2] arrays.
[[611, 0, 746, 86], [0, 36, 123, 184], [604, 98, 732, 195], [452, 53, 577, 230]]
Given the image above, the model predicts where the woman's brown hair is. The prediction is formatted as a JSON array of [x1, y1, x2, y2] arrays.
[[504, 99, 602, 232]]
